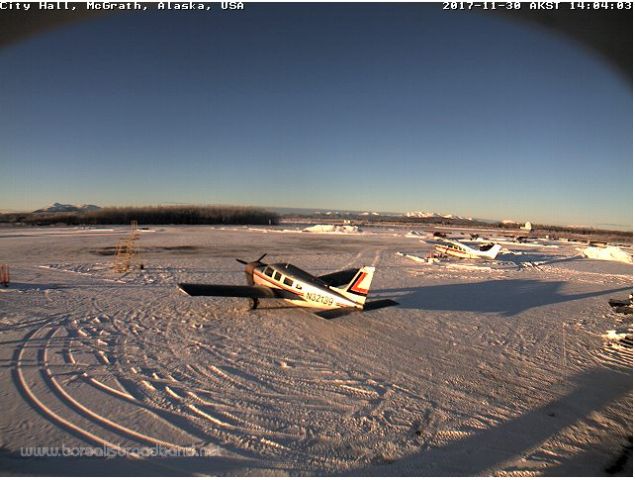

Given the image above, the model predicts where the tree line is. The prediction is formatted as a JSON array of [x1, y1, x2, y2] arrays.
[[0, 205, 280, 226]]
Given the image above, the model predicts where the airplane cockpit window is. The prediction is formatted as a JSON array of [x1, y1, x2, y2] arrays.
[[264, 267, 274, 277]]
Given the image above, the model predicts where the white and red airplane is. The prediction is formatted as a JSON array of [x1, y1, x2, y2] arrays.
[[434, 239, 502, 260], [178, 254, 397, 319]]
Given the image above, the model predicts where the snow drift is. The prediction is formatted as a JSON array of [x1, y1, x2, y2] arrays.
[[302, 224, 361, 234], [582, 245, 633, 264]]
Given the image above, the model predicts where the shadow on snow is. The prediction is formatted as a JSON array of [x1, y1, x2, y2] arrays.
[[374, 279, 630, 316], [348, 366, 632, 476]]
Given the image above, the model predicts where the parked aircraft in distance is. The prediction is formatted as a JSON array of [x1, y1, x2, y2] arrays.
[[178, 254, 397, 319], [435, 239, 502, 260]]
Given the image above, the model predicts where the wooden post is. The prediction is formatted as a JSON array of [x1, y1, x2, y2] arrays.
[[0, 264, 9, 287], [112, 221, 139, 273]]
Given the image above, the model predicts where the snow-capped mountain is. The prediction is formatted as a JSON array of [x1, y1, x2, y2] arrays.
[[405, 211, 439, 218], [33, 203, 101, 213], [405, 211, 472, 221]]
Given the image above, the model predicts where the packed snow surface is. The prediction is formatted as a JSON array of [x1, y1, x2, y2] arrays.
[[0, 226, 632, 475]]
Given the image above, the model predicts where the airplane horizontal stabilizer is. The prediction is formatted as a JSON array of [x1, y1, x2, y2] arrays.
[[363, 298, 399, 311], [178, 283, 277, 298]]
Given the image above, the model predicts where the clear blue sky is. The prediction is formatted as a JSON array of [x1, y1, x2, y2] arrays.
[[0, 4, 632, 229]]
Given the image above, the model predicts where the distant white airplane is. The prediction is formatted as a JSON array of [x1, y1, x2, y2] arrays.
[[178, 254, 397, 319], [434, 239, 502, 260]]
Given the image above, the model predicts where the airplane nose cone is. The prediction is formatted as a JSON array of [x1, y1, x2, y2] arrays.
[[245, 262, 256, 275], [244, 262, 256, 286]]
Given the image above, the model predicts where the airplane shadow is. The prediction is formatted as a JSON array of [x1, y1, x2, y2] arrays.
[[347, 367, 632, 476], [496, 252, 581, 266], [374, 280, 631, 316], [253, 303, 304, 311]]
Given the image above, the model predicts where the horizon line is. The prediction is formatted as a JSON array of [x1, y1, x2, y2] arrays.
[[2, 201, 632, 233]]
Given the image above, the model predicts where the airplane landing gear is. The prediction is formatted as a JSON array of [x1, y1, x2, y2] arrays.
[[250, 298, 259, 310]]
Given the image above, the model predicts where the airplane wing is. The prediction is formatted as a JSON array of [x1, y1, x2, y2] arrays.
[[178, 283, 278, 298], [318, 268, 359, 287]]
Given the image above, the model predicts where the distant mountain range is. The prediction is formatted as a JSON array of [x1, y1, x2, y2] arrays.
[[33, 203, 101, 214], [405, 211, 473, 221], [274, 206, 495, 223]]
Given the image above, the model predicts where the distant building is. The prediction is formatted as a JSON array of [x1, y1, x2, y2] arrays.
[[521, 221, 532, 231]]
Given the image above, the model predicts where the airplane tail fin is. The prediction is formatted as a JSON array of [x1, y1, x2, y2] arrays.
[[481, 244, 502, 259], [332, 266, 375, 307]]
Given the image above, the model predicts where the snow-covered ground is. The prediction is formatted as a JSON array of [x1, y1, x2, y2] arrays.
[[0, 226, 632, 475]]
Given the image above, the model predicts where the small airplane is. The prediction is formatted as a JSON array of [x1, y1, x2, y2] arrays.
[[434, 239, 502, 260], [178, 254, 398, 319]]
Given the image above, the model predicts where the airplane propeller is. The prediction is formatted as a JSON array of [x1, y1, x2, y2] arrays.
[[235, 254, 267, 288], [236, 253, 267, 265]]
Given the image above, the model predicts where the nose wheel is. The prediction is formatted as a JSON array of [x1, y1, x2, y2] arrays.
[[250, 298, 259, 310]]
